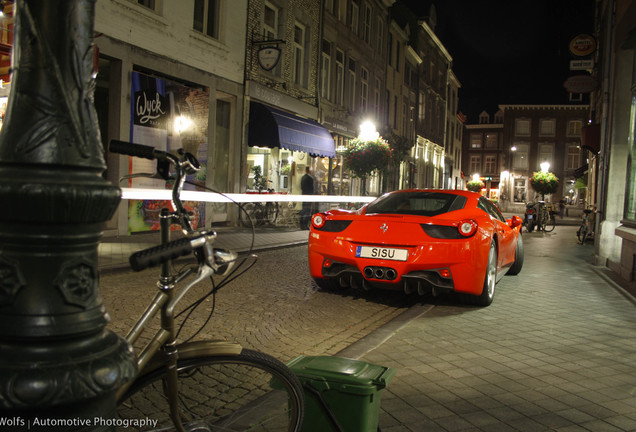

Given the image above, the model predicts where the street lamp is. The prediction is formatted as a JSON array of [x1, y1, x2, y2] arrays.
[[359, 120, 379, 141], [540, 161, 550, 172]]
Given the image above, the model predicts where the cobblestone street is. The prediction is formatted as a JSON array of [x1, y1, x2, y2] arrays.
[[100, 245, 417, 364]]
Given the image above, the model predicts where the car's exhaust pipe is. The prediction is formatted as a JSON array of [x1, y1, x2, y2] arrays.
[[363, 266, 397, 281], [386, 268, 397, 280]]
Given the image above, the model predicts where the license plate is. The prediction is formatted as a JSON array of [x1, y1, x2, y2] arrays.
[[356, 246, 408, 261], [527, 214, 533, 220]]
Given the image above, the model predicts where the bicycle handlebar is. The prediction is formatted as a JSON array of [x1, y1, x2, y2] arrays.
[[110, 139, 166, 160], [129, 236, 206, 271]]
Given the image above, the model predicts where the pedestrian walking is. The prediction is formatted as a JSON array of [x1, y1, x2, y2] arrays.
[[300, 166, 315, 230]]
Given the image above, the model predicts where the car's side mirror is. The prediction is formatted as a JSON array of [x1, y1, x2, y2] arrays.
[[508, 215, 523, 229]]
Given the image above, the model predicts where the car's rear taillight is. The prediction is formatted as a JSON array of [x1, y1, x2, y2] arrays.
[[458, 220, 478, 237], [311, 213, 326, 229]]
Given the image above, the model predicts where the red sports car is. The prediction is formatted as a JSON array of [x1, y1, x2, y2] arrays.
[[308, 189, 524, 306]]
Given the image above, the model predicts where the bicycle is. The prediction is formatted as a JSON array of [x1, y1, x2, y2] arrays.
[[536, 201, 556, 232], [109, 140, 304, 432], [239, 183, 280, 227], [577, 208, 595, 244]]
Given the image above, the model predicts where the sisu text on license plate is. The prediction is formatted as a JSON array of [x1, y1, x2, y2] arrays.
[[356, 246, 408, 261]]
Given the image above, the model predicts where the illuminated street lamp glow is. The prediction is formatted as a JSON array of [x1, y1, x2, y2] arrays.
[[472, 173, 480, 181], [540, 161, 551, 172], [359, 120, 379, 141]]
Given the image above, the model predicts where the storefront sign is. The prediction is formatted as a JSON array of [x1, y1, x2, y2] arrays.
[[569, 59, 594, 70], [133, 89, 169, 128], [563, 74, 598, 93], [569, 34, 596, 56], [258, 47, 281, 71]]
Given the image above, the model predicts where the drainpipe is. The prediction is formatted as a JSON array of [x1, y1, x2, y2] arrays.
[[0, 1, 136, 429]]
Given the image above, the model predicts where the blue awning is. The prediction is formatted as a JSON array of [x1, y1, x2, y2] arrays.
[[248, 102, 335, 158]]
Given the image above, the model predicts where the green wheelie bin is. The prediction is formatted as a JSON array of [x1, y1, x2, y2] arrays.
[[287, 355, 396, 432]]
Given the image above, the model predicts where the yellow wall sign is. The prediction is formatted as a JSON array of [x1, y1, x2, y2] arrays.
[[569, 34, 596, 57]]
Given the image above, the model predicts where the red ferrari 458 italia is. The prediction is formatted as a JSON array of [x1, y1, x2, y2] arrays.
[[308, 189, 524, 306]]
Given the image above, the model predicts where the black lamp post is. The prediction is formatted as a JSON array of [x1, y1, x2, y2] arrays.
[[0, 1, 136, 430]]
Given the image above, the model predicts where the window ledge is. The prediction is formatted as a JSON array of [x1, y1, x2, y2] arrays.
[[615, 223, 636, 242], [188, 32, 229, 55]]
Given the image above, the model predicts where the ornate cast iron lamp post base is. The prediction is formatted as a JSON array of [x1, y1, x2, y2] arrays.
[[0, 1, 136, 430]]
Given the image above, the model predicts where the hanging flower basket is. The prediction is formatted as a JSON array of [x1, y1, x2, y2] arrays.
[[342, 137, 392, 179], [529, 171, 559, 197], [466, 180, 485, 193]]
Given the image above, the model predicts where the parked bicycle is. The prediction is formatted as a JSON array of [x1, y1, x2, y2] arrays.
[[577, 208, 595, 244], [109, 140, 304, 432], [536, 201, 556, 232], [524, 201, 555, 233], [239, 184, 280, 227]]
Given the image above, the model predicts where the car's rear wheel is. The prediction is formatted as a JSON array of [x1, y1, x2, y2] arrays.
[[473, 240, 497, 306], [507, 234, 524, 276]]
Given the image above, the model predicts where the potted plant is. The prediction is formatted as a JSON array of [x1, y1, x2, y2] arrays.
[[342, 137, 392, 194], [529, 171, 559, 200], [466, 179, 485, 193]]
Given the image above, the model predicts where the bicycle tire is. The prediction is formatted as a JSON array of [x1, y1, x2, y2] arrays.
[[544, 216, 556, 232], [239, 202, 258, 227], [578, 225, 588, 243], [264, 202, 279, 225], [118, 349, 305, 432]]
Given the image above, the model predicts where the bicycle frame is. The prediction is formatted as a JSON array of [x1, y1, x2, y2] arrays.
[[113, 156, 245, 432], [115, 209, 244, 431]]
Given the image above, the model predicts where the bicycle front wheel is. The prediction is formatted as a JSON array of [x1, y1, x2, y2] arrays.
[[118, 349, 305, 432], [544, 216, 556, 232], [578, 225, 588, 243]]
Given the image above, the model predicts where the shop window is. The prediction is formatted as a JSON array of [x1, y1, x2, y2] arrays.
[[514, 178, 527, 202]]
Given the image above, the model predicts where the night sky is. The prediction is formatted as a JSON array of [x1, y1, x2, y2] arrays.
[[401, 0, 596, 123]]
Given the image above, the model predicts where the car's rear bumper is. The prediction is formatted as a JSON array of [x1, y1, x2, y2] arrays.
[[308, 232, 490, 295]]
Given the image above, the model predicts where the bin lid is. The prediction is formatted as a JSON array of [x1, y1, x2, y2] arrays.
[[287, 356, 396, 394]]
